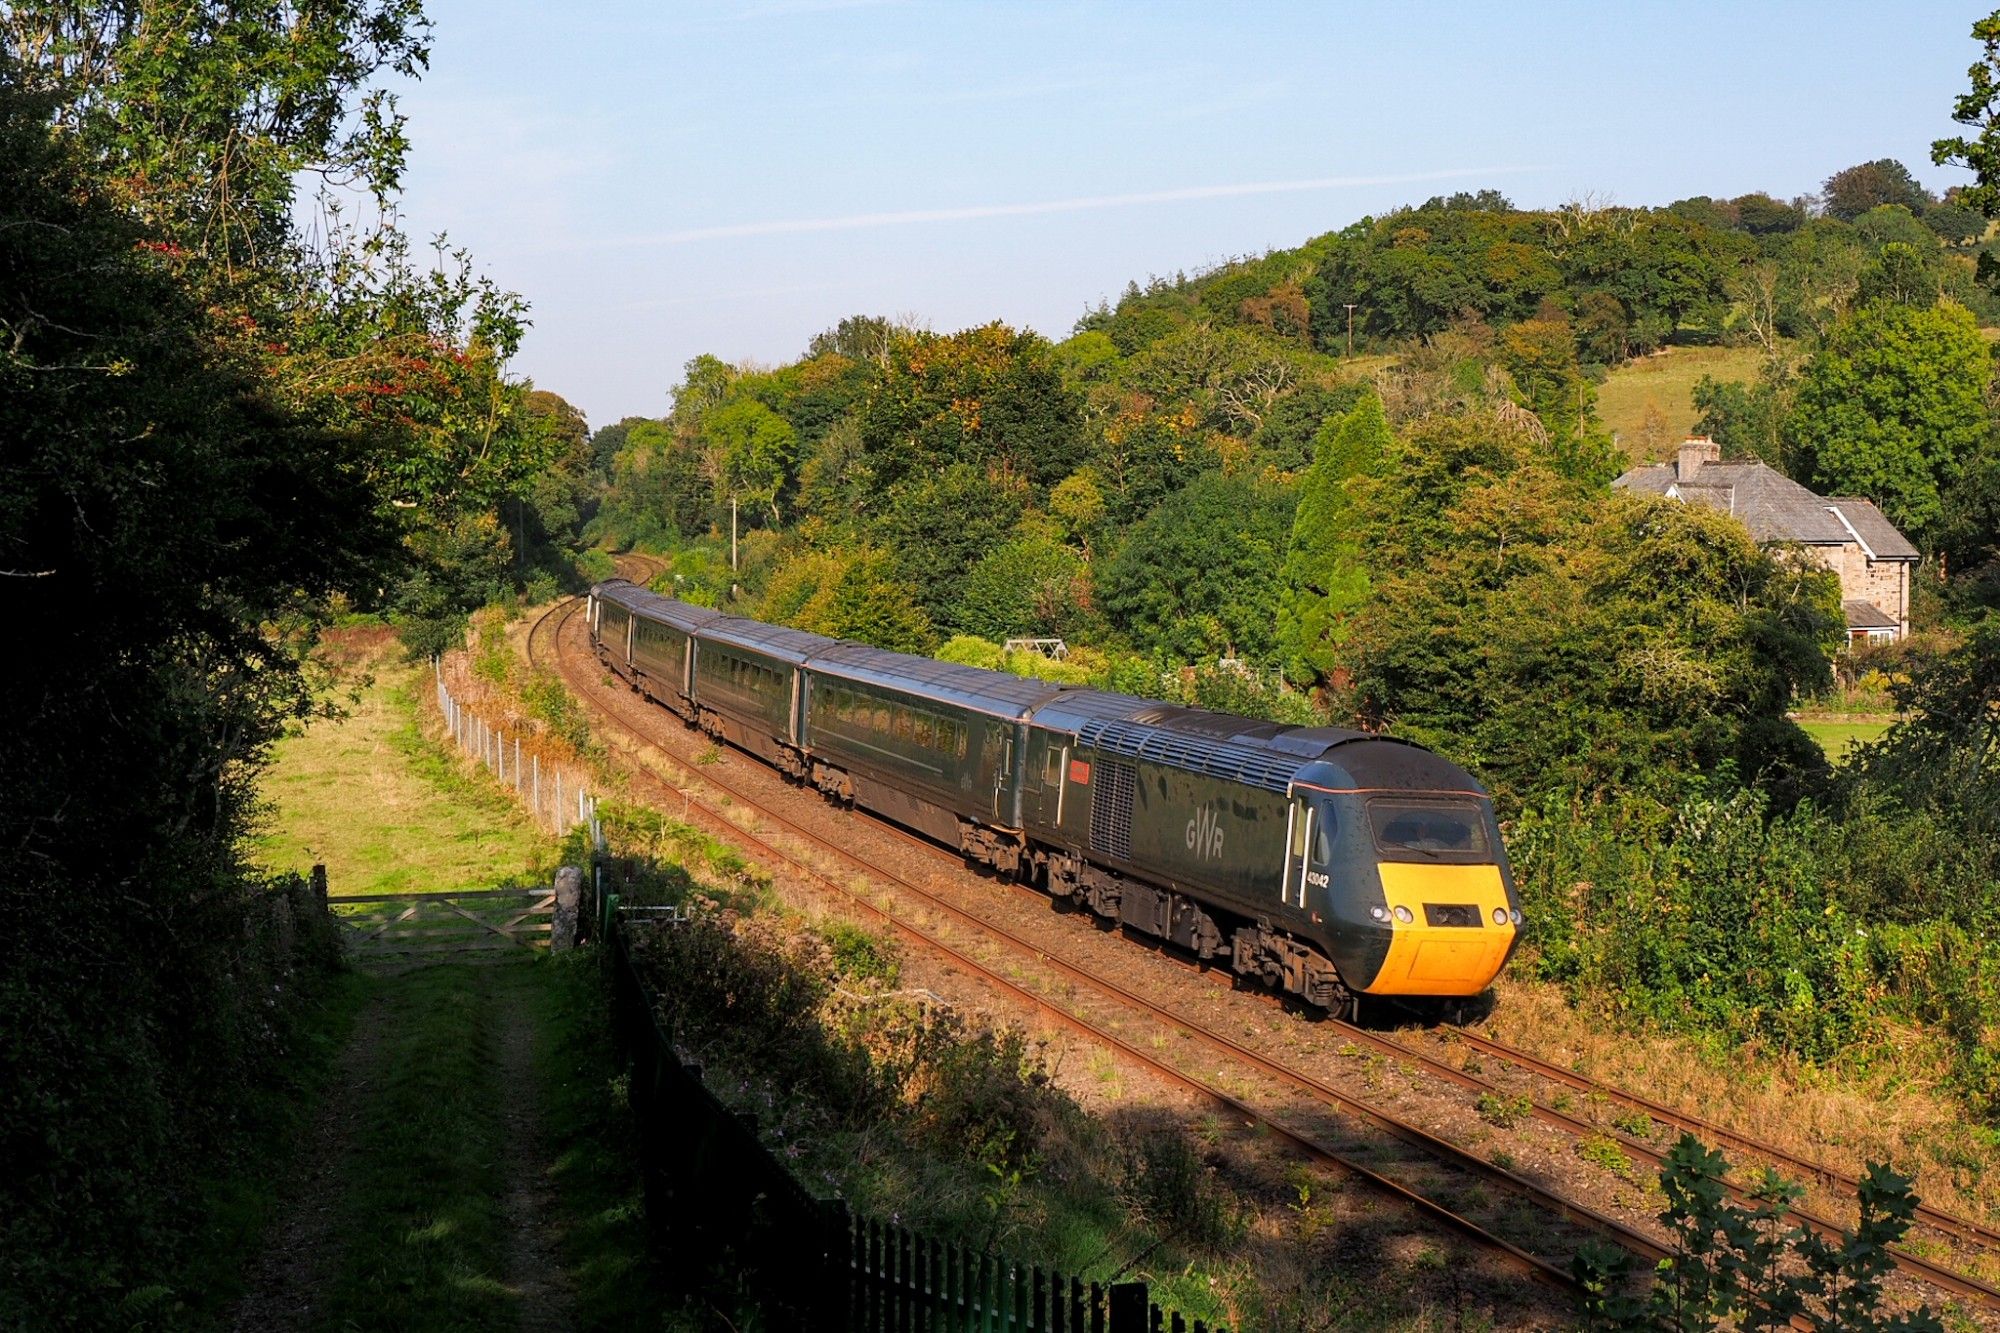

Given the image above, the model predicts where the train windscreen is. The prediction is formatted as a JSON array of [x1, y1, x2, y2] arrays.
[[1366, 798, 1489, 857]]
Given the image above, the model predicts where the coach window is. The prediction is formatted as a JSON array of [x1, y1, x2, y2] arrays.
[[915, 716, 934, 749]]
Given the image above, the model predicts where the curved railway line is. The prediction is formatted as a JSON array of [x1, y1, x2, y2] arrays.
[[531, 578, 2000, 1320]]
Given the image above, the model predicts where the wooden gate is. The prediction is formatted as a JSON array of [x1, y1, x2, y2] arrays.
[[332, 888, 556, 965]]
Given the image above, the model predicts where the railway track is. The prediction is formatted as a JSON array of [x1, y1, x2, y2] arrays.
[[529, 592, 2000, 1320]]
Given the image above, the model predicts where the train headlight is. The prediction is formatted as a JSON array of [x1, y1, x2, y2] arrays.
[[1392, 905, 1413, 924], [1510, 908, 1523, 925], [1492, 907, 1509, 926], [1369, 905, 1388, 922]]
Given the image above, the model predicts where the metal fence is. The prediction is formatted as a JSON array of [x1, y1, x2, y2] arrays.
[[602, 893, 1232, 1333], [434, 663, 601, 838]]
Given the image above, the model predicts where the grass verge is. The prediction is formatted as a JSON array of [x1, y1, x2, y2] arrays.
[[142, 966, 369, 1329], [321, 963, 518, 1332], [529, 951, 701, 1332], [1796, 716, 1893, 761]]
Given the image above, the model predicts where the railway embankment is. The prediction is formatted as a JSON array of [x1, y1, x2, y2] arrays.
[[521, 585, 2000, 1331]]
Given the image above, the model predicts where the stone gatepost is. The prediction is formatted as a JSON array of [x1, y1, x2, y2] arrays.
[[552, 865, 583, 951]]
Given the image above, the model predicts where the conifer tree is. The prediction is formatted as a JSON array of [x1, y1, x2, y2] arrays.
[[1278, 392, 1391, 688]]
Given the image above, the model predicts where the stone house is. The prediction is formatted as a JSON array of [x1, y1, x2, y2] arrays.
[[1613, 438, 1918, 644]]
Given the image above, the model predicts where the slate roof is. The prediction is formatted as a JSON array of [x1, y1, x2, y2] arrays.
[[1614, 461, 1919, 560], [1843, 599, 1899, 630]]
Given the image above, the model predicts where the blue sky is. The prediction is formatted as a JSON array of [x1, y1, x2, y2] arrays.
[[390, 0, 1990, 429]]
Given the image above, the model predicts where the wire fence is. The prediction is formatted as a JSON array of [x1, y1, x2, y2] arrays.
[[434, 661, 602, 840]]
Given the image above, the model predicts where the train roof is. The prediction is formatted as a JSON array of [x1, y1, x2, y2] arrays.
[[598, 581, 730, 633], [1029, 689, 1428, 795], [1295, 739, 1488, 797], [804, 641, 1071, 718], [696, 614, 841, 665]]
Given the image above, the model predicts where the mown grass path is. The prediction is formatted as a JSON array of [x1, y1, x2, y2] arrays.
[[238, 636, 670, 1332], [229, 960, 609, 1333]]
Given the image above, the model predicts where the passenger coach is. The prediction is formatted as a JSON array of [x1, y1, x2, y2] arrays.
[[588, 579, 1521, 1015]]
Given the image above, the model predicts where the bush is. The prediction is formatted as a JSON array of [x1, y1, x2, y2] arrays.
[[1574, 1135, 1941, 1332], [1510, 789, 1874, 1062]]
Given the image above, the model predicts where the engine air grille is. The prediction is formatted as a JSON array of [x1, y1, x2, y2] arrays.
[[1077, 719, 1299, 793], [1089, 760, 1135, 861]]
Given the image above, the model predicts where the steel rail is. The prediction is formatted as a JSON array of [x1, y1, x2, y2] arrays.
[[783, 769, 2000, 1308], [537, 594, 2000, 1315], [1434, 1024, 2000, 1255], [532, 599, 1655, 1292]]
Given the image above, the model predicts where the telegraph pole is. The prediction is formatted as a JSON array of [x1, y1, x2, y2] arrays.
[[730, 496, 738, 571], [1344, 304, 1358, 359]]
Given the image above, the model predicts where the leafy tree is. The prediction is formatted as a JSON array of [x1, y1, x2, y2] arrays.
[[707, 396, 800, 524], [1822, 158, 1934, 221], [858, 324, 1085, 491], [1776, 220, 1869, 342], [1277, 393, 1391, 687], [1344, 411, 1838, 808], [1692, 373, 1794, 469], [1049, 468, 1108, 554], [1924, 198, 1987, 245], [1499, 311, 1597, 442], [1097, 472, 1295, 665], [876, 462, 1027, 629], [825, 549, 937, 653], [590, 414, 649, 476], [3, 0, 431, 269], [806, 313, 896, 363], [1855, 241, 1941, 306], [592, 419, 712, 547], [1732, 191, 1808, 235], [1572, 290, 1632, 364], [958, 536, 1090, 642], [1788, 298, 1992, 546], [673, 352, 737, 422], [0, 38, 467, 1319], [1092, 395, 1216, 526]]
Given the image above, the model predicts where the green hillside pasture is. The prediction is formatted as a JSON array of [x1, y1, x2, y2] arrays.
[[1796, 716, 1893, 762], [1598, 344, 1771, 461], [254, 655, 549, 895]]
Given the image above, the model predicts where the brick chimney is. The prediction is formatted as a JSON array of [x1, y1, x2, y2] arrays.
[[1676, 435, 1721, 482]]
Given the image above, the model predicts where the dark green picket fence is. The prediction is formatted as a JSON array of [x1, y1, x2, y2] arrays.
[[601, 892, 1232, 1333]]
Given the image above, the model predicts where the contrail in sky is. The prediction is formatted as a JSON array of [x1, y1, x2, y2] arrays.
[[577, 167, 1538, 251]]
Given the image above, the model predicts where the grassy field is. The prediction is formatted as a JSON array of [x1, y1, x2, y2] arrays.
[[1797, 716, 1894, 761], [1597, 344, 1772, 460], [254, 650, 550, 895]]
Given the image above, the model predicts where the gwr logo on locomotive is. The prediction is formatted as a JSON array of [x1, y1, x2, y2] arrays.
[[1185, 803, 1225, 859]]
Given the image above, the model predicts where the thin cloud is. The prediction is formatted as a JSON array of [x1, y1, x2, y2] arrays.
[[572, 168, 1539, 252]]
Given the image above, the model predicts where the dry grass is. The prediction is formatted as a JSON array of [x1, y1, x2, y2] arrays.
[[1597, 344, 1775, 461], [252, 644, 550, 895], [1480, 974, 2000, 1235]]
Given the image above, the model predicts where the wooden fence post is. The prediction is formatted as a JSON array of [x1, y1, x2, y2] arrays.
[[309, 863, 328, 912], [1108, 1282, 1147, 1333]]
